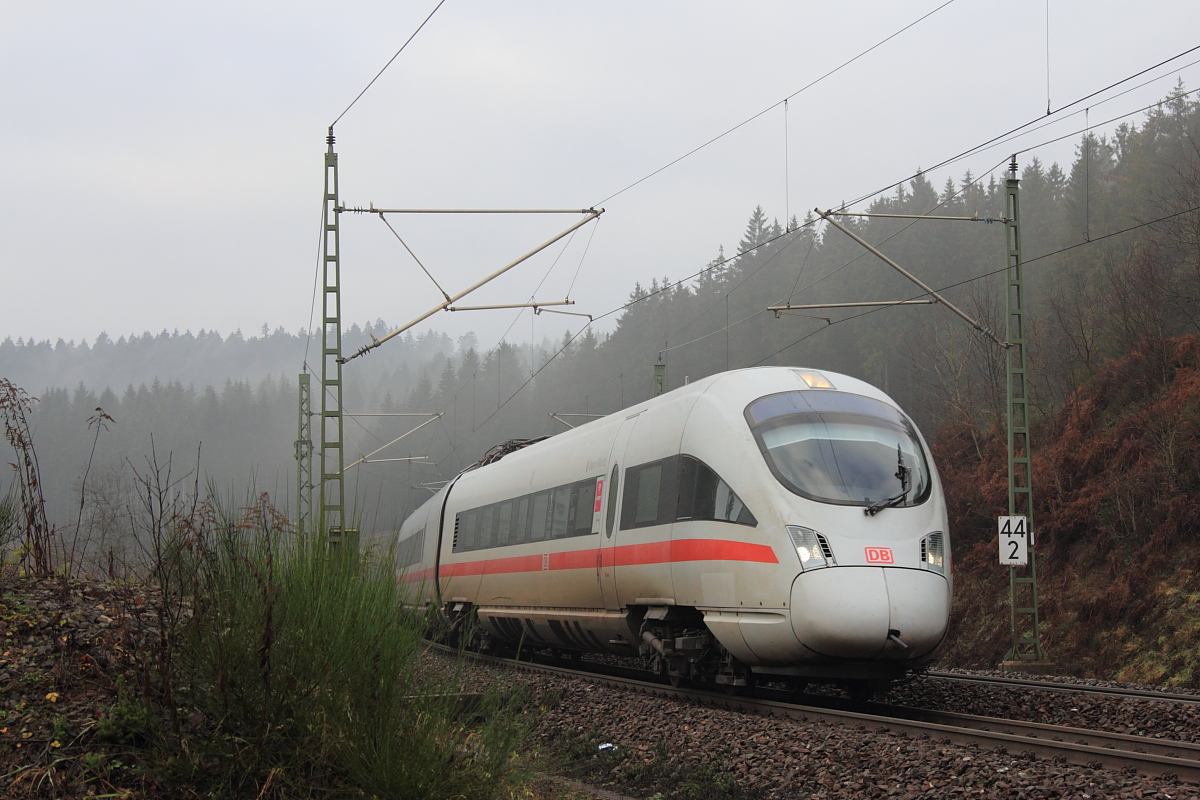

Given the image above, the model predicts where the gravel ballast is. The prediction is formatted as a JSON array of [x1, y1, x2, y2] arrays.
[[464, 656, 1200, 800]]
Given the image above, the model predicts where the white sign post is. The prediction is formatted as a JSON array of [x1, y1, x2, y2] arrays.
[[998, 515, 1029, 566]]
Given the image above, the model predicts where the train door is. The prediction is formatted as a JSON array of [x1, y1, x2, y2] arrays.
[[599, 413, 640, 611]]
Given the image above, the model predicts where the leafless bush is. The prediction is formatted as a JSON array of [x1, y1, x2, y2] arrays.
[[0, 379, 55, 576], [1036, 263, 1106, 408], [108, 441, 207, 731], [54, 406, 115, 580], [904, 285, 1006, 460]]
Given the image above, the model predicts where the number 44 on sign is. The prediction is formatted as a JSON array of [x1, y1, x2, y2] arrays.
[[998, 516, 1031, 565]]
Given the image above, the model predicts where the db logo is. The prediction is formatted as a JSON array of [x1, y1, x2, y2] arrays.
[[864, 547, 894, 564]]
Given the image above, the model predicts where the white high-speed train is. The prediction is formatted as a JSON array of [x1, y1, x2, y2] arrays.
[[396, 367, 951, 694]]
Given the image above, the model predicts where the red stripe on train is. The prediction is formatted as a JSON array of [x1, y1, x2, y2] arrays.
[[436, 538, 777, 578]]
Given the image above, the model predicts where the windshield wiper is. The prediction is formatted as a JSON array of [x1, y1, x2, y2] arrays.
[[864, 444, 910, 517]]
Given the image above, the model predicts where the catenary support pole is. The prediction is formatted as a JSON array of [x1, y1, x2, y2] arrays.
[[319, 128, 348, 546], [295, 373, 313, 535], [1004, 157, 1047, 664]]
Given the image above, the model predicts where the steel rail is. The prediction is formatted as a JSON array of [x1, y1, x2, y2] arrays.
[[860, 700, 1200, 762], [434, 645, 1200, 783], [925, 671, 1200, 705]]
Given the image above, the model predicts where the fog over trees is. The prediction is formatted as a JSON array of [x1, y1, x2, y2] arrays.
[[5, 86, 1200, 538]]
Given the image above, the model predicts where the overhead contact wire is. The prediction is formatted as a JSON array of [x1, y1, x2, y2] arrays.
[[331, 0, 448, 128], [593, 0, 960, 206]]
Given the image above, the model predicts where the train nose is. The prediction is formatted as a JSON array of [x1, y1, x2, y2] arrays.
[[789, 567, 949, 660]]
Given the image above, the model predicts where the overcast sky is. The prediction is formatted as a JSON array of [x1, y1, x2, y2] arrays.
[[5, 1, 1200, 356]]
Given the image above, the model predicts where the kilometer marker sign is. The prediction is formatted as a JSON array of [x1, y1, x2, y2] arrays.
[[998, 515, 1029, 566]]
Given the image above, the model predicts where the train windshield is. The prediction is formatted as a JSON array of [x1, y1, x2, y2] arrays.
[[745, 391, 931, 508]]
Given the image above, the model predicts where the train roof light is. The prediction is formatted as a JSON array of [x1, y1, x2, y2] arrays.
[[794, 370, 835, 389]]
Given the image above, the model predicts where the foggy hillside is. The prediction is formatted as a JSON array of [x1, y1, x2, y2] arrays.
[[4, 86, 1199, 541]]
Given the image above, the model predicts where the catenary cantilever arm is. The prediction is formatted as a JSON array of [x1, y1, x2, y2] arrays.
[[816, 208, 1007, 349], [342, 209, 603, 363]]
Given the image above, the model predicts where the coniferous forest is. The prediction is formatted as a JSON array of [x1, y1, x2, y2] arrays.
[[5, 86, 1200, 678]]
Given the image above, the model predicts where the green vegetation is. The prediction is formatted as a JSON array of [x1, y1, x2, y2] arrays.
[[0, 486, 529, 799], [166, 502, 526, 799]]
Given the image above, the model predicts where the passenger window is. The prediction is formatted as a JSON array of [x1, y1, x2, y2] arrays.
[[573, 479, 596, 535], [515, 496, 530, 545], [497, 501, 513, 546], [550, 487, 571, 539], [530, 492, 549, 542], [478, 505, 495, 550], [605, 465, 619, 537], [635, 464, 662, 524], [462, 509, 478, 551], [622, 460, 670, 530]]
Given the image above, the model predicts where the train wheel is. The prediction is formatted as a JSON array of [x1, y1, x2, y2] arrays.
[[664, 658, 690, 688]]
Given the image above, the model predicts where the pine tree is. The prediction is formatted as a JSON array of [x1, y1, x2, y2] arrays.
[[738, 206, 771, 254]]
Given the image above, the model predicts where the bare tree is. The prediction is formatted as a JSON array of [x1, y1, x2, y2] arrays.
[[1104, 241, 1176, 383], [1039, 263, 1106, 403], [904, 285, 1006, 462], [1146, 136, 1200, 330]]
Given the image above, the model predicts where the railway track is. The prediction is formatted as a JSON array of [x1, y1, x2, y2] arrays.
[[925, 670, 1200, 705], [438, 644, 1200, 784]]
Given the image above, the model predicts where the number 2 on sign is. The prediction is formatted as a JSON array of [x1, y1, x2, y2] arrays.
[[998, 515, 1029, 566]]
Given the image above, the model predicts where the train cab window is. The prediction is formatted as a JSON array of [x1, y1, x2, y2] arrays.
[[745, 390, 931, 508], [677, 456, 757, 527]]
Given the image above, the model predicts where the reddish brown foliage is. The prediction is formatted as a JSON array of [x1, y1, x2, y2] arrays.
[[934, 334, 1200, 683]]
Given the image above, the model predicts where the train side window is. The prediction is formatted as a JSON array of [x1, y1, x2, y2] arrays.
[[478, 505, 496, 550], [605, 465, 619, 537], [677, 457, 698, 520], [496, 500, 513, 546], [572, 479, 596, 536], [622, 461, 664, 529], [530, 492, 549, 542], [636, 464, 662, 524], [566, 484, 579, 533], [515, 496, 530, 545], [461, 509, 479, 552], [714, 480, 755, 525], [398, 529, 423, 567], [550, 486, 571, 539], [676, 455, 757, 527]]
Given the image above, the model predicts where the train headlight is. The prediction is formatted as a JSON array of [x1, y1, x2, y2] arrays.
[[920, 531, 945, 574], [787, 526, 835, 571]]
